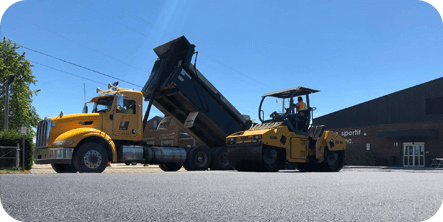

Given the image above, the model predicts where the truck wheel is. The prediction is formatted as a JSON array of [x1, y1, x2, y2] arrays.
[[51, 164, 77, 173], [73, 143, 108, 173], [210, 147, 231, 170], [159, 163, 182, 171], [183, 147, 211, 171]]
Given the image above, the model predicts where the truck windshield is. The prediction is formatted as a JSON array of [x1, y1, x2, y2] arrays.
[[92, 96, 114, 113]]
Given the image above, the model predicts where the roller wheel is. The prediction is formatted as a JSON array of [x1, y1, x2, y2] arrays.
[[73, 143, 108, 173], [234, 162, 260, 172], [183, 147, 211, 171], [159, 163, 182, 172], [297, 163, 323, 172], [260, 147, 284, 172], [210, 147, 231, 170], [297, 163, 309, 172], [321, 149, 345, 172], [51, 163, 77, 173]]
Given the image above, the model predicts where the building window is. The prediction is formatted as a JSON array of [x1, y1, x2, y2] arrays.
[[426, 97, 443, 115], [153, 120, 158, 129], [366, 143, 370, 151]]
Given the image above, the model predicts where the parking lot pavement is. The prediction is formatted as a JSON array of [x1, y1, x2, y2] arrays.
[[2, 169, 443, 221]]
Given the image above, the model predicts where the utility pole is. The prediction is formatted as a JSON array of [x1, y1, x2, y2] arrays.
[[3, 75, 14, 130]]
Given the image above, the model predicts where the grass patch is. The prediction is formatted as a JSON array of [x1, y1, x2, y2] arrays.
[[0, 168, 30, 174]]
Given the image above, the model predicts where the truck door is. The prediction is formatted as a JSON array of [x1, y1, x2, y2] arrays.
[[113, 98, 139, 138]]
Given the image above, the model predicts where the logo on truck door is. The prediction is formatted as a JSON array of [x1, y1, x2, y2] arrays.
[[119, 115, 130, 130]]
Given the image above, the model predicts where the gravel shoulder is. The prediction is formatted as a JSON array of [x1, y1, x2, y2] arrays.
[[30, 163, 180, 174], [30, 163, 443, 174]]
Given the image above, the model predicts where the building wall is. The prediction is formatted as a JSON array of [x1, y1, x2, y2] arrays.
[[327, 121, 443, 167], [314, 77, 443, 129], [313, 77, 443, 167]]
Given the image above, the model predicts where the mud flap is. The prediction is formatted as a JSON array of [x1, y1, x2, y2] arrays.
[[184, 111, 199, 128]]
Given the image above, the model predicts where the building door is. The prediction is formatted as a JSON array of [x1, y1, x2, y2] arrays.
[[403, 142, 425, 167]]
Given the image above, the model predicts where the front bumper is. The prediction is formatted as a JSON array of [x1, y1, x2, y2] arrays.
[[33, 147, 74, 164]]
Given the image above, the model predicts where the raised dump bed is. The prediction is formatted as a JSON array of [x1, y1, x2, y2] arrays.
[[142, 36, 252, 148]]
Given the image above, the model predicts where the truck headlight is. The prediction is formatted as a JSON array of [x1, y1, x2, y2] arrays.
[[52, 140, 74, 146]]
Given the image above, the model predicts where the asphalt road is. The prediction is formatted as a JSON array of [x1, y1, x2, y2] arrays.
[[1, 169, 443, 221]]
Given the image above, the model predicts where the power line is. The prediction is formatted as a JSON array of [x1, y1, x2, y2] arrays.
[[203, 54, 272, 91], [21, 46, 143, 88], [72, 0, 160, 43], [13, 15, 150, 74], [99, 1, 272, 91], [105, 0, 175, 39], [29, 60, 108, 86], [15, 2, 271, 92]]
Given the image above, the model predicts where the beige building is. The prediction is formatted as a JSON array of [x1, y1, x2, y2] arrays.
[[143, 116, 200, 147]]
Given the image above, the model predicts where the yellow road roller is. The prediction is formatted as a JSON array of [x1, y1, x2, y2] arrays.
[[226, 86, 346, 172]]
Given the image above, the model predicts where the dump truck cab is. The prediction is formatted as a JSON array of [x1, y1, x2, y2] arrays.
[[90, 84, 144, 141], [33, 82, 144, 173], [227, 86, 346, 172]]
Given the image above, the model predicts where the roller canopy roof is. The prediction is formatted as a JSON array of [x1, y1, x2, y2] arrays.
[[262, 86, 320, 98]]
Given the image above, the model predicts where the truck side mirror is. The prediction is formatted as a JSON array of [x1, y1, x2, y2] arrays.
[[116, 94, 124, 112], [82, 103, 88, 113]]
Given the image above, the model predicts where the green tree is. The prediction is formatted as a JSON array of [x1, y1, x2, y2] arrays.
[[0, 37, 40, 136]]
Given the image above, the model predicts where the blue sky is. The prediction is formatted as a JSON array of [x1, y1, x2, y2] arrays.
[[1, 0, 443, 123]]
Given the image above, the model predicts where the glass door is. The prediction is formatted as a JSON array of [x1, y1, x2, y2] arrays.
[[403, 142, 425, 167]]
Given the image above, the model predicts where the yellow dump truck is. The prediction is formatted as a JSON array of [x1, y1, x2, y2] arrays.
[[226, 87, 346, 172], [33, 36, 252, 173]]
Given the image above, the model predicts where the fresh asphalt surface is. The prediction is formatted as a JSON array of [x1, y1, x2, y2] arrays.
[[1, 168, 443, 221]]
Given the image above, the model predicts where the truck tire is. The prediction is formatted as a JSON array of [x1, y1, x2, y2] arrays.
[[51, 163, 77, 173], [210, 147, 231, 170], [183, 147, 211, 171], [73, 142, 108, 173], [159, 163, 182, 171]]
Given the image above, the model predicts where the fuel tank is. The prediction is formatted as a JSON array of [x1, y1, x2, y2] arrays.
[[121, 145, 187, 165]]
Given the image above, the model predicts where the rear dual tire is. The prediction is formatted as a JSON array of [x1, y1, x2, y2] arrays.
[[183, 147, 211, 171]]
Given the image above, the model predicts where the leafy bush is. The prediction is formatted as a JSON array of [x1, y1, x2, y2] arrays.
[[0, 129, 34, 170], [345, 152, 380, 166]]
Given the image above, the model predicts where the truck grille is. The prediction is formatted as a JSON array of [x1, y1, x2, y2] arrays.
[[36, 119, 52, 148]]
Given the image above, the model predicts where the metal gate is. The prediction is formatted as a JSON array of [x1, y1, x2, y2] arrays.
[[0, 144, 20, 169]]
